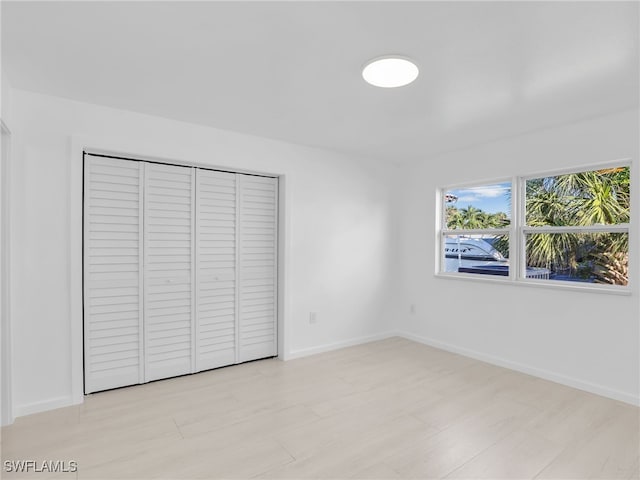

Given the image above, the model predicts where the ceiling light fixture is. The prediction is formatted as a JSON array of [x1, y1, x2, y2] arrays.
[[362, 56, 419, 88]]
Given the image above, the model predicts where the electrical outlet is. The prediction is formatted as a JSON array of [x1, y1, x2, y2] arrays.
[[309, 312, 317, 324], [410, 304, 416, 314]]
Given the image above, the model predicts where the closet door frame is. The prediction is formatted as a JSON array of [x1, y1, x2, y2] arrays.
[[77, 146, 283, 399]]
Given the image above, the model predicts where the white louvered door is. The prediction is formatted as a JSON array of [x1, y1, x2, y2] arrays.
[[84, 155, 144, 393], [195, 170, 237, 371], [84, 156, 277, 393], [238, 175, 278, 362], [144, 163, 195, 382]]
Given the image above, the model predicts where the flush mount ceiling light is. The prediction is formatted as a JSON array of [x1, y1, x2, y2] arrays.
[[362, 56, 419, 88]]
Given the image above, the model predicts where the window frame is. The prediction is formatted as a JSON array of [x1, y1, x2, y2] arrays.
[[437, 160, 632, 294], [438, 176, 515, 280]]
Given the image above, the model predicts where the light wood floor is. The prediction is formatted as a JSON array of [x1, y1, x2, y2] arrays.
[[2, 337, 639, 479]]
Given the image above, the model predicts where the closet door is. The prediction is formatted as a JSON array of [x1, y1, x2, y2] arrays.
[[83, 155, 144, 393], [238, 175, 278, 362], [195, 170, 237, 370], [144, 163, 195, 381]]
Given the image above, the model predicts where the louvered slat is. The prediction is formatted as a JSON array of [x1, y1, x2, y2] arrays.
[[144, 163, 194, 381], [195, 170, 237, 370], [84, 156, 278, 392], [83, 155, 143, 393], [238, 175, 278, 362]]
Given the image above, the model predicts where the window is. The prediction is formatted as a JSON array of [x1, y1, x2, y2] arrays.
[[439, 163, 631, 289], [523, 166, 629, 286], [441, 182, 513, 278]]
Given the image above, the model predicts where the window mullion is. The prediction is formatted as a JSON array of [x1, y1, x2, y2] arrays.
[[510, 175, 519, 281], [523, 224, 629, 234], [518, 175, 527, 281], [441, 228, 510, 236]]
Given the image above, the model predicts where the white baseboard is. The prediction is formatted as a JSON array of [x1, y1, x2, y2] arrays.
[[1, 411, 14, 427], [13, 396, 75, 418], [11, 330, 637, 420], [287, 331, 396, 360], [396, 331, 640, 407]]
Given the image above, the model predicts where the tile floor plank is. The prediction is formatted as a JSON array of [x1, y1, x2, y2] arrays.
[[2, 338, 638, 479]]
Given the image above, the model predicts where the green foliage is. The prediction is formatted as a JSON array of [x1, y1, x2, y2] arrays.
[[445, 167, 629, 285], [525, 167, 629, 284], [445, 206, 509, 230], [491, 234, 510, 259], [527, 168, 630, 227]]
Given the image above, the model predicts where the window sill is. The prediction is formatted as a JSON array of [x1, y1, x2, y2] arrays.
[[434, 272, 632, 296]]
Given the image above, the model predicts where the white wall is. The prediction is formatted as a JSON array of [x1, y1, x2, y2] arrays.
[[396, 109, 640, 405], [0, 0, 4, 427], [1, 47, 15, 425], [8, 86, 638, 417], [9, 88, 397, 416], [1, 121, 12, 426]]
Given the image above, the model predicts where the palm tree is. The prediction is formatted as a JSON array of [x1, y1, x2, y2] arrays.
[[459, 206, 486, 229], [592, 251, 628, 286], [526, 189, 580, 271], [552, 169, 629, 225], [445, 206, 464, 229], [525, 167, 629, 283]]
